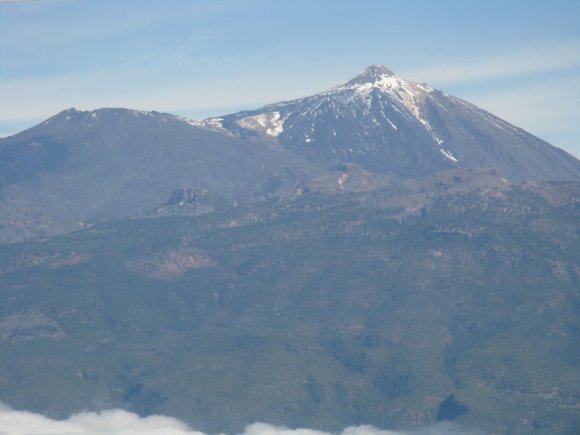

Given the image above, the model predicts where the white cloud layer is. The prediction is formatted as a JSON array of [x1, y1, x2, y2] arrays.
[[0, 405, 200, 435], [0, 404, 480, 435]]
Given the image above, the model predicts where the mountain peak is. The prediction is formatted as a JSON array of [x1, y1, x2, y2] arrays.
[[348, 64, 397, 84]]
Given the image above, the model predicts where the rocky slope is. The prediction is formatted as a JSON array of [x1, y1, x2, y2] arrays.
[[205, 65, 580, 182], [0, 108, 326, 243], [1, 65, 580, 244]]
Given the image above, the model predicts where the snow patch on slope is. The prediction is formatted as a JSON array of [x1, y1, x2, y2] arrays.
[[178, 116, 235, 136], [237, 112, 284, 137], [439, 148, 458, 162], [333, 70, 445, 145], [177, 116, 200, 127]]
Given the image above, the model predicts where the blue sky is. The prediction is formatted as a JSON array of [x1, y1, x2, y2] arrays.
[[1, 0, 579, 157]]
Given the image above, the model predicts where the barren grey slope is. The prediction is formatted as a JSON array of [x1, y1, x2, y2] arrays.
[[0, 108, 326, 243], [205, 65, 580, 182]]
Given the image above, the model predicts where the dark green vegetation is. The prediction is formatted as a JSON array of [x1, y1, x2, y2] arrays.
[[1, 175, 579, 434]]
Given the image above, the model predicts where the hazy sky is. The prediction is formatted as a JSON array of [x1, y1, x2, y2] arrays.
[[1, 0, 579, 157]]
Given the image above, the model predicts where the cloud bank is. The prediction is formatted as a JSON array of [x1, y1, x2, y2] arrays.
[[0, 405, 200, 435], [0, 404, 480, 435]]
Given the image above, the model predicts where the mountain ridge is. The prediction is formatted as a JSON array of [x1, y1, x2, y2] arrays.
[[0, 107, 327, 243], [200, 65, 580, 182], [0, 64, 579, 244], [1, 66, 580, 434]]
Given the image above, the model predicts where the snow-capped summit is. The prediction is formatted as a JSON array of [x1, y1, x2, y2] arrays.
[[201, 65, 580, 182], [344, 64, 397, 84], [335, 64, 430, 95]]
